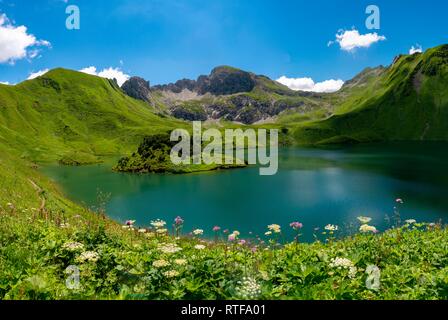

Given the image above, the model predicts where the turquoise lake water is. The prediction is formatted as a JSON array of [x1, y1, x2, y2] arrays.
[[41, 143, 448, 242]]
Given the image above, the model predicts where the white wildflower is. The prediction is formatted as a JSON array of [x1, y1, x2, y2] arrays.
[[357, 216, 372, 224], [325, 224, 339, 231], [329, 257, 357, 278], [174, 259, 187, 266], [62, 242, 84, 252], [267, 224, 281, 233], [151, 219, 166, 229], [152, 259, 170, 268], [158, 243, 182, 254], [77, 251, 100, 263], [236, 277, 261, 299], [359, 224, 378, 233], [163, 270, 180, 278], [193, 229, 204, 236]]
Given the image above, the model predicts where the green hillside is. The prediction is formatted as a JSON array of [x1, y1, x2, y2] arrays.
[[0, 68, 185, 164], [292, 45, 448, 144]]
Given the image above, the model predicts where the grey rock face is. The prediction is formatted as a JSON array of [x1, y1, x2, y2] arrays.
[[152, 79, 196, 93], [196, 67, 256, 95], [170, 106, 208, 121], [121, 77, 151, 102], [152, 66, 256, 96]]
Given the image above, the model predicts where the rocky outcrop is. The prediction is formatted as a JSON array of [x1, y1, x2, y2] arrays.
[[152, 79, 196, 93], [121, 77, 151, 102], [152, 66, 256, 96], [196, 66, 256, 95], [123, 65, 320, 124], [168, 95, 308, 124], [170, 106, 208, 121]]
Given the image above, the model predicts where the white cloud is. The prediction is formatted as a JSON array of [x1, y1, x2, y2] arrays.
[[98, 67, 130, 86], [276, 76, 344, 93], [0, 81, 10, 85], [312, 79, 345, 93], [0, 13, 51, 64], [79, 66, 98, 75], [331, 29, 386, 52], [27, 69, 49, 80], [277, 76, 315, 91], [79, 66, 130, 86], [409, 44, 423, 55]]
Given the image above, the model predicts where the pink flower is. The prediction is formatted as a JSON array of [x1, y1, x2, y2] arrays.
[[228, 234, 236, 242], [213, 226, 221, 232], [239, 240, 247, 245], [125, 220, 135, 226], [174, 216, 184, 225], [223, 229, 229, 234], [396, 198, 404, 204], [290, 222, 303, 230]]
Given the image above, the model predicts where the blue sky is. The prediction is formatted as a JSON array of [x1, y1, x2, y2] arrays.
[[0, 0, 447, 88]]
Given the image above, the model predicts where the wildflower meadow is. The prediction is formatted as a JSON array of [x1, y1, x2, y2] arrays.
[[0, 198, 446, 300]]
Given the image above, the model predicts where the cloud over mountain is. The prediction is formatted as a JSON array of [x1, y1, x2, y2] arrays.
[[409, 44, 423, 55], [276, 76, 344, 93], [79, 66, 130, 86], [27, 69, 49, 80]]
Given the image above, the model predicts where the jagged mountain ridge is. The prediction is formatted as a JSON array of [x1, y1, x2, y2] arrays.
[[123, 65, 331, 124]]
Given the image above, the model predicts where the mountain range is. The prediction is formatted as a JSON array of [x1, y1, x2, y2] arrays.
[[123, 65, 330, 125], [1, 44, 448, 165]]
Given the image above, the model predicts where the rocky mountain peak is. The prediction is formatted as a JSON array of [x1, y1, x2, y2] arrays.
[[151, 66, 256, 96], [197, 66, 256, 95], [121, 77, 151, 102]]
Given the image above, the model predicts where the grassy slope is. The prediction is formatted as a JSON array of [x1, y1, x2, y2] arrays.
[[291, 45, 448, 144], [0, 68, 185, 164]]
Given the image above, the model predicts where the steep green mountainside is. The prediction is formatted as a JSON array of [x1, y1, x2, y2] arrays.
[[138, 66, 331, 125], [293, 45, 448, 144], [0, 69, 185, 164]]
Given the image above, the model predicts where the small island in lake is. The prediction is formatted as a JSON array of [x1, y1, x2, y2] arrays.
[[114, 133, 247, 174]]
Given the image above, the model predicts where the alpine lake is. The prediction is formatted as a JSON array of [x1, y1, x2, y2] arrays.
[[42, 142, 448, 242]]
